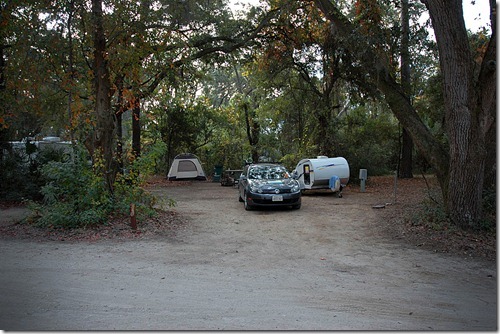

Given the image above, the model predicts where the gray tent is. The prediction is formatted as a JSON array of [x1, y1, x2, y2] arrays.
[[167, 153, 207, 181]]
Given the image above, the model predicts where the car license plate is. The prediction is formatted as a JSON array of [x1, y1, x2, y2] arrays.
[[272, 195, 283, 202]]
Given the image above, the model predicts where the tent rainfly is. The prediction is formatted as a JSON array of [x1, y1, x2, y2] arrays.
[[167, 153, 207, 181]]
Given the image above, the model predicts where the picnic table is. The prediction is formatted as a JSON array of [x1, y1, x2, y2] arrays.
[[220, 169, 243, 187]]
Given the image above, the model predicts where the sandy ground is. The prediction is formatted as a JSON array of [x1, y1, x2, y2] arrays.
[[0, 179, 496, 330]]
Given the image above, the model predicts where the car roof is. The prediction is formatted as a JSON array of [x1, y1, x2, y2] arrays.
[[249, 163, 282, 166], [248, 163, 285, 169]]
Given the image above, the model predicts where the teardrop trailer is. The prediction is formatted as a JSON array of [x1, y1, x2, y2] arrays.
[[293, 156, 350, 197]]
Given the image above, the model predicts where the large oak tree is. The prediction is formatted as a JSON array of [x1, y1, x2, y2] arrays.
[[313, 0, 496, 228]]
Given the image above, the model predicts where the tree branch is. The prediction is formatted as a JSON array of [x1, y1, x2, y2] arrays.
[[313, 0, 449, 180], [139, 8, 281, 99]]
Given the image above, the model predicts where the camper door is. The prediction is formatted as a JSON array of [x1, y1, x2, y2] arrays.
[[303, 163, 312, 189]]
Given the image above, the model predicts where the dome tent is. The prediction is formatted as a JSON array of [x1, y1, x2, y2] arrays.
[[167, 153, 207, 181]]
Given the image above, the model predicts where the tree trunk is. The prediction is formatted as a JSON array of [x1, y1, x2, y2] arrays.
[[116, 111, 122, 168], [92, 0, 115, 193], [399, 129, 413, 178], [0, 42, 6, 162], [132, 98, 141, 158], [479, 0, 497, 196], [233, 64, 259, 163], [66, 0, 76, 148], [243, 102, 259, 163], [115, 74, 125, 171], [423, 0, 496, 228], [314, 0, 496, 228], [399, 0, 413, 179], [314, 0, 449, 186], [0, 45, 4, 91]]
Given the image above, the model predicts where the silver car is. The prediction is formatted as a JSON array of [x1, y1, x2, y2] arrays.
[[238, 163, 301, 210]]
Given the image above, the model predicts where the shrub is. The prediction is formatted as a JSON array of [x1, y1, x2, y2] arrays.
[[0, 150, 34, 201], [31, 153, 112, 228], [0, 142, 68, 201], [410, 198, 451, 231], [29, 145, 161, 229]]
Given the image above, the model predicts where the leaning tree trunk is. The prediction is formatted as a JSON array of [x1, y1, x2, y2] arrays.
[[314, 0, 449, 188], [399, 0, 413, 179], [423, 0, 496, 228], [314, 0, 495, 228], [92, 0, 116, 193]]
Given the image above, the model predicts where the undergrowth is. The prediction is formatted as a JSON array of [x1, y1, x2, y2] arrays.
[[408, 189, 496, 233], [26, 144, 170, 229]]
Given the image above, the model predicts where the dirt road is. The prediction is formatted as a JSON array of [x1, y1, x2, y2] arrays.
[[0, 180, 496, 330]]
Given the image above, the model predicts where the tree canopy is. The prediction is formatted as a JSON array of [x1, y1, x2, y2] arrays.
[[0, 0, 495, 229]]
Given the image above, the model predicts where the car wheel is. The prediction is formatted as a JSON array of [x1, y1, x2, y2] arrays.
[[238, 186, 244, 202], [292, 203, 301, 210], [244, 192, 253, 211]]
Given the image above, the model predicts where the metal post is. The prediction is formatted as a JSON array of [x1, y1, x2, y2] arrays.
[[359, 169, 367, 192]]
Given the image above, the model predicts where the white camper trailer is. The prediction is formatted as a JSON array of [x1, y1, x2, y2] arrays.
[[167, 153, 207, 181], [294, 156, 349, 196], [4, 137, 73, 162]]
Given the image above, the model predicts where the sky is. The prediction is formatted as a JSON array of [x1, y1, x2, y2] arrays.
[[462, 0, 491, 32]]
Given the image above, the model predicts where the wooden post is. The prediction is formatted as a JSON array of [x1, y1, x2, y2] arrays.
[[130, 203, 137, 230]]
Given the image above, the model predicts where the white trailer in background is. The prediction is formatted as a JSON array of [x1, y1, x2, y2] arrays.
[[4, 137, 73, 161], [293, 156, 350, 197]]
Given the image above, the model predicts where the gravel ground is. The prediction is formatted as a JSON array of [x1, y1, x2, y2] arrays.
[[0, 176, 496, 330]]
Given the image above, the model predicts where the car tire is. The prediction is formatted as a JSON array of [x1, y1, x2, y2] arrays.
[[292, 203, 301, 210], [238, 193, 243, 202], [244, 192, 253, 211]]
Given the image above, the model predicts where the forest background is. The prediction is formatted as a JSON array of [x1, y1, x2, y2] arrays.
[[0, 0, 495, 231]]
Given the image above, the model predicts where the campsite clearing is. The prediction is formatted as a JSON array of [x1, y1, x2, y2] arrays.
[[0, 176, 496, 330]]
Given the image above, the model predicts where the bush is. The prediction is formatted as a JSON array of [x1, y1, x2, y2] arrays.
[[334, 108, 399, 182], [409, 198, 450, 231], [0, 142, 69, 201], [0, 150, 34, 201], [29, 146, 159, 229]]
